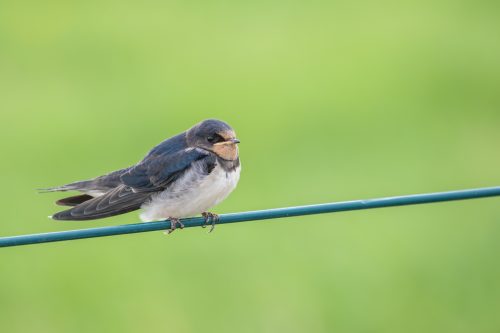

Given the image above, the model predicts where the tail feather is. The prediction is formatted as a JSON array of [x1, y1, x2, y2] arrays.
[[37, 180, 94, 193], [51, 185, 150, 221], [52, 204, 141, 221], [56, 194, 94, 207], [39, 169, 129, 194]]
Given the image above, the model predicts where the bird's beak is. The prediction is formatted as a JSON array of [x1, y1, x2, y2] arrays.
[[214, 137, 240, 146]]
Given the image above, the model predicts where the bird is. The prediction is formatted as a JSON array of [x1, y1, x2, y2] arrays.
[[41, 119, 241, 233]]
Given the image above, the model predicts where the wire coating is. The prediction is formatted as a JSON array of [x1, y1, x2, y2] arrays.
[[1, 186, 499, 248]]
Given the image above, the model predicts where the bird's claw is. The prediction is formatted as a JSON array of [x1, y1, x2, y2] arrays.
[[165, 217, 184, 234], [202, 212, 219, 233]]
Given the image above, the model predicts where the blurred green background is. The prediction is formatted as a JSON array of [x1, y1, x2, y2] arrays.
[[1, 0, 499, 332]]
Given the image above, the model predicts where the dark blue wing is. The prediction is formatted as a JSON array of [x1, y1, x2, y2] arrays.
[[50, 133, 216, 221], [51, 185, 152, 220], [120, 148, 211, 191], [52, 148, 213, 221]]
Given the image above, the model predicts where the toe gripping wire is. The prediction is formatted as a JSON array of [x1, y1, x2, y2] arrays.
[[201, 212, 219, 232]]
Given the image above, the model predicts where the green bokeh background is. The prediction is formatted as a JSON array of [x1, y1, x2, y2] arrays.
[[1, 1, 499, 332]]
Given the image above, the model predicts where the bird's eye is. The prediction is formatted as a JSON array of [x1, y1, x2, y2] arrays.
[[207, 134, 223, 143]]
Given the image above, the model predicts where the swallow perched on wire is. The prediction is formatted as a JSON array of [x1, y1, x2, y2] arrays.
[[41, 119, 241, 232]]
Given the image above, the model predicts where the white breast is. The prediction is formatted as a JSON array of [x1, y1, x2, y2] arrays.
[[139, 161, 241, 222]]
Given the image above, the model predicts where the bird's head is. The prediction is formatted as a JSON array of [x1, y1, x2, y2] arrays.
[[187, 119, 240, 161]]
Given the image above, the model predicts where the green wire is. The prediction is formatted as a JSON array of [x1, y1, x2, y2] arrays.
[[1, 186, 499, 248]]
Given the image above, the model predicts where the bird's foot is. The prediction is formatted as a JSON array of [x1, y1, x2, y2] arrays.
[[201, 212, 219, 233], [165, 217, 184, 234]]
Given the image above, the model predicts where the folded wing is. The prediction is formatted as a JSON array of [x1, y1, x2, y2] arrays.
[[52, 186, 151, 220], [51, 148, 211, 221]]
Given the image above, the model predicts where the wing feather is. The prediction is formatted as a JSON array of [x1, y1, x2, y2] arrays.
[[120, 148, 210, 191], [52, 186, 151, 221], [51, 148, 213, 221]]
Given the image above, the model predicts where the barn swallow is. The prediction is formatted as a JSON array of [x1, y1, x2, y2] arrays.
[[42, 119, 241, 232]]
